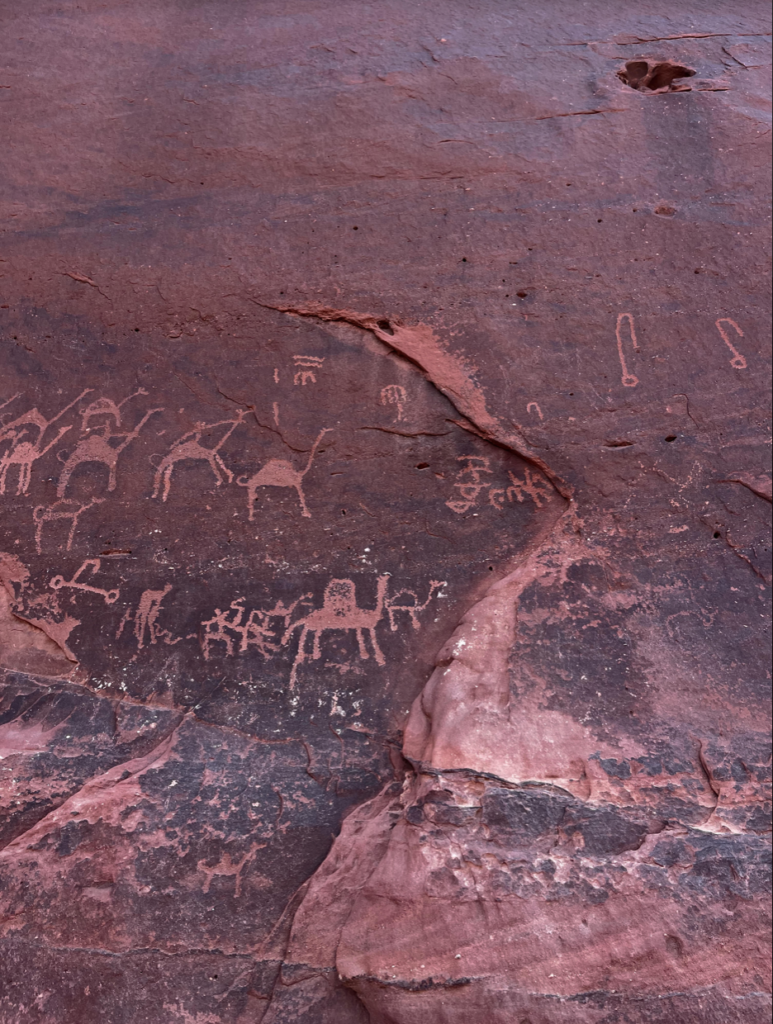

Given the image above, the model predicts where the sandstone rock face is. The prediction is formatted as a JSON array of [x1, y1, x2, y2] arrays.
[[0, 2, 770, 1022]]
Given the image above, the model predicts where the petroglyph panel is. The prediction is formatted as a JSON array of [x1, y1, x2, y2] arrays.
[[0, 311, 560, 731]]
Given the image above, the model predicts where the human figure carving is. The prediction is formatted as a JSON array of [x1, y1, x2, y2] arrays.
[[151, 411, 246, 502], [116, 584, 180, 649], [282, 575, 390, 687], [79, 388, 149, 432], [237, 428, 330, 520], [32, 497, 105, 553], [57, 407, 163, 497], [0, 389, 92, 495]]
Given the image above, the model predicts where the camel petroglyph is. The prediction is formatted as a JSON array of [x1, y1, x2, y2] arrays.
[[385, 580, 446, 631], [282, 575, 390, 687], [0, 425, 72, 495], [237, 427, 330, 520], [151, 411, 246, 502], [32, 497, 105, 553], [57, 407, 163, 497], [0, 389, 92, 495]]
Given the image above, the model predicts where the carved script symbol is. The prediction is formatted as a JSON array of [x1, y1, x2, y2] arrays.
[[715, 319, 747, 370], [33, 497, 105, 553], [237, 428, 330, 520], [49, 558, 119, 604], [526, 402, 543, 420], [446, 456, 493, 514], [380, 385, 407, 421], [507, 468, 552, 508], [293, 355, 324, 385], [151, 411, 246, 502], [200, 596, 307, 661], [616, 313, 640, 387]]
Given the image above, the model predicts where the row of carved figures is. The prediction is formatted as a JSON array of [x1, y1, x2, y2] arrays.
[[0, 390, 334, 526]]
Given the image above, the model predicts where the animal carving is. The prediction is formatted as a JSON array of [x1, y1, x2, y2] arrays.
[[238, 428, 330, 520], [151, 411, 246, 502], [0, 389, 92, 495], [282, 575, 390, 687], [0, 425, 71, 495], [385, 580, 446, 631], [57, 407, 163, 496], [32, 497, 105, 553]]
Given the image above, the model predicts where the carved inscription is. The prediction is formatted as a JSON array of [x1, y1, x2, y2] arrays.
[[446, 456, 552, 513]]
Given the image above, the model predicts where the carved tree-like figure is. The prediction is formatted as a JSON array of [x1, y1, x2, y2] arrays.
[[385, 580, 446, 632], [152, 411, 246, 502], [237, 427, 330, 520], [57, 407, 163, 497], [282, 575, 390, 687], [0, 389, 92, 495], [32, 497, 105, 553]]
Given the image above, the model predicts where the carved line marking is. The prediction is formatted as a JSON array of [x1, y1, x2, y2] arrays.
[[616, 313, 640, 387], [715, 319, 747, 370], [49, 558, 119, 604]]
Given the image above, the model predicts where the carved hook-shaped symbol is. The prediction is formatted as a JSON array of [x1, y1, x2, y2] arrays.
[[616, 313, 640, 388], [715, 319, 747, 370]]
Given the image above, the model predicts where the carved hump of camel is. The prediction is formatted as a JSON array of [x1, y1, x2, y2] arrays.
[[238, 428, 330, 519]]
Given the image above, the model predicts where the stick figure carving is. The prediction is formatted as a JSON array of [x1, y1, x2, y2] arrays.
[[32, 497, 105, 553], [57, 406, 163, 497], [282, 575, 390, 687], [116, 584, 181, 649], [79, 388, 149, 431], [151, 411, 246, 502], [0, 389, 92, 495], [237, 428, 331, 520]]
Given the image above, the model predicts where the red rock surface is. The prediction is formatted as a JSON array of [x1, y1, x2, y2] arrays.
[[0, 2, 771, 1022]]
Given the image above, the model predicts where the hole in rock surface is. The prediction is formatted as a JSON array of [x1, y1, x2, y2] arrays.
[[377, 318, 394, 335], [618, 59, 696, 93]]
